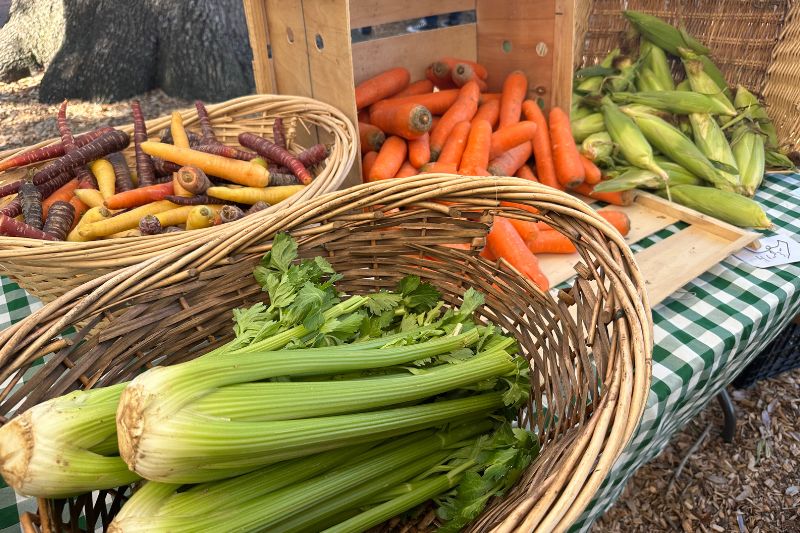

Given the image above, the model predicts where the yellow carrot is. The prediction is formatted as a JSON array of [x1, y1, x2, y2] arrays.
[[185, 205, 216, 230], [74, 188, 106, 208], [89, 159, 116, 199], [67, 206, 113, 242], [103, 229, 142, 239], [171, 112, 190, 148], [206, 184, 305, 204], [140, 142, 270, 187], [78, 200, 178, 239], [154, 206, 194, 226], [172, 173, 193, 198]]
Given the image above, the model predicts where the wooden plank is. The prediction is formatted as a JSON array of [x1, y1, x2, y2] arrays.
[[349, 0, 474, 29], [265, 0, 313, 97], [301, 0, 361, 188], [551, 0, 574, 111], [634, 225, 758, 305], [633, 191, 754, 242], [352, 24, 477, 84], [243, 0, 275, 94]]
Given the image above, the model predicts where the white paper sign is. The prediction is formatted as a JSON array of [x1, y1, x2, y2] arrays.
[[733, 233, 800, 268]]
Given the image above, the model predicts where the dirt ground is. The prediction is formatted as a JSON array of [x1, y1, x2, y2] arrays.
[[1, 72, 799, 532]]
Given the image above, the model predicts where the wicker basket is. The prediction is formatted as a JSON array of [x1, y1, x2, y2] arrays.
[[575, 0, 800, 151], [0, 175, 652, 533], [0, 93, 357, 303]]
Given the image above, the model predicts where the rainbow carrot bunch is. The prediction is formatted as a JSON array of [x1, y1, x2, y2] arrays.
[[0, 100, 324, 241]]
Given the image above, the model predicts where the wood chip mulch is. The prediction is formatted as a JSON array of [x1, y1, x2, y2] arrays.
[[594, 368, 800, 533]]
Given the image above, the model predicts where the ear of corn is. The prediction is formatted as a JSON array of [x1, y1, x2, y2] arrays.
[[698, 55, 732, 99], [571, 97, 595, 120], [575, 48, 621, 92], [731, 124, 765, 197], [682, 56, 737, 116], [608, 59, 638, 92], [581, 132, 614, 161], [611, 91, 734, 115], [601, 97, 668, 180], [639, 39, 675, 90], [636, 68, 669, 92], [766, 150, 796, 170], [623, 11, 710, 56], [734, 86, 780, 149], [688, 112, 739, 187], [622, 106, 736, 191], [594, 166, 702, 192], [676, 79, 691, 92], [657, 184, 771, 228], [571, 113, 606, 142]]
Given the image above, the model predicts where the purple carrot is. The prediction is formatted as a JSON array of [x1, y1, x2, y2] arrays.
[[107, 152, 134, 193], [42, 201, 75, 241], [57, 101, 97, 188], [152, 157, 182, 178], [0, 214, 58, 240], [195, 143, 256, 161], [131, 100, 156, 187], [139, 215, 162, 235], [1, 171, 74, 218], [246, 201, 270, 215], [297, 143, 329, 168], [160, 128, 203, 147], [273, 117, 287, 149], [19, 180, 43, 229], [269, 172, 300, 186], [239, 132, 312, 185], [163, 194, 225, 205], [195, 101, 218, 144], [0, 131, 130, 199], [219, 205, 245, 224], [0, 127, 114, 173]]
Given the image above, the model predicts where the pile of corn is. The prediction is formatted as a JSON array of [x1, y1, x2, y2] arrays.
[[571, 11, 794, 229]]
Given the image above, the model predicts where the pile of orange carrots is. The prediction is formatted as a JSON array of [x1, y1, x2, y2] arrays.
[[355, 59, 634, 291]]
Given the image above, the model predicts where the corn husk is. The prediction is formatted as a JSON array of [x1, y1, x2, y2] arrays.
[[689, 112, 739, 187], [611, 91, 735, 115], [594, 166, 702, 192], [699, 55, 732, 99], [731, 124, 765, 197], [572, 113, 605, 143], [639, 39, 674, 90], [636, 68, 669, 92], [581, 132, 614, 161], [575, 48, 620, 93], [734, 86, 779, 149], [601, 97, 667, 180], [657, 184, 771, 228], [623, 11, 710, 56], [682, 55, 737, 116]]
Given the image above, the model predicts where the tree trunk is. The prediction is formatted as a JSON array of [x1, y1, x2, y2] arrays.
[[0, 0, 254, 103]]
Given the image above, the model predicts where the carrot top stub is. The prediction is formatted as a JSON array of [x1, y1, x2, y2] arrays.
[[140, 142, 270, 187]]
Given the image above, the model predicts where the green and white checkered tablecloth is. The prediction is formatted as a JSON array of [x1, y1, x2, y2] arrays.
[[1, 174, 800, 532]]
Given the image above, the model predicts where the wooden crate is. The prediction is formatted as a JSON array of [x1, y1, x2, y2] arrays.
[[539, 192, 759, 305], [242, 0, 575, 187]]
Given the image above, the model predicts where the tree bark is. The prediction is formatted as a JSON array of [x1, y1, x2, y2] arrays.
[[0, 0, 254, 103]]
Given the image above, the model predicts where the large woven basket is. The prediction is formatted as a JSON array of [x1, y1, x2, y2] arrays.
[[575, 0, 800, 151], [0, 175, 652, 533], [0, 93, 357, 303]]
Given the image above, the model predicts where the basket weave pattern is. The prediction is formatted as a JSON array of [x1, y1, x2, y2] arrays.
[[0, 175, 652, 533], [0, 94, 357, 303], [575, 0, 799, 150]]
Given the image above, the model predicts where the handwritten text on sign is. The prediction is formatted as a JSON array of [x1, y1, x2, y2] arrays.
[[734, 233, 800, 268]]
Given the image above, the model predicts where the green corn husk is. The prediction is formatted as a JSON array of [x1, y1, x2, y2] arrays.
[[581, 132, 614, 161], [734, 86, 780, 149], [623, 11, 710, 56], [571, 113, 605, 142], [601, 97, 667, 180], [639, 39, 674, 90], [766, 150, 796, 170], [657, 184, 771, 228], [689, 112, 739, 185], [676, 79, 691, 92], [622, 106, 736, 191], [678, 116, 693, 138], [636, 68, 668, 92], [611, 91, 734, 115], [731, 124, 765, 197], [576, 48, 621, 92], [654, 157, 707, 182], [682, 55, 737, 116], [699, 55, 732, 99], [571, 101, 595, 121], [608, 58, 637, 92], [594, 166, 702, 192]]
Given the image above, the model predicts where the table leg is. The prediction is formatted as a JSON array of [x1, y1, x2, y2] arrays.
[[717, 389, 736, 443]]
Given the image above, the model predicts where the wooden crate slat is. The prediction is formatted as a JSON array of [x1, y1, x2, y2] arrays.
[[243, 0, 275, 94], [349, 0, 475, 29], [265, 0, 313, 98]]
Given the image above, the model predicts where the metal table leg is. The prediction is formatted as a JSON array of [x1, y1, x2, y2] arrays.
[[717, 389, 736, 443]]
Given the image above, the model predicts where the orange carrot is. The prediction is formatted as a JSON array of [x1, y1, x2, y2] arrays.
[[489, 121, 537, 159], [68, 196, 88, 229], [408, 133, 431, 168], [355, 67, 411, 109], [170, 112, 190, 149], [579, 154, 602, 185], [369, 136, 407, 181], [140, 142, 269, 187], [430, 81, 480, 160], [480, 93, 502, 103], [105, 182, 174, 209], [507, 217, 540, 242], [433, 57, 488, 80], [479, 246, 497, 261], [487, 217, 549, 290], [394, 79, 434, 97], [515, 164, 538, 182], [460, 167, 491, 176], [572, 183, 634, 206], [426, 65, 456, 90], [527, 230, 577, 254], [596, 210, 631, 236], [394, 160, 418, 178], [362, 151, 378, 183], [419, 162, 458, 174], [374, 90, 459, 115], [550, 107, 585, 189], [358, 109, 371, 124], [498, 71, 528, 128], [369, 102, 432, 140], [430, 116, 441, 131], [488, 142, 532, 177], [437, 121, 471, 167], [472, 100, 500, 130], [521, 100, 560, 190], [359, 122, 386, 152], [459, 119, 492, 174], [452, 63, 488, 89], [42, 178, 79, 219]]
